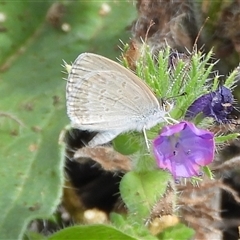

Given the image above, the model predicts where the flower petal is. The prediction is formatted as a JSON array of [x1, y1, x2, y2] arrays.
[[153, 121, 215, 178]]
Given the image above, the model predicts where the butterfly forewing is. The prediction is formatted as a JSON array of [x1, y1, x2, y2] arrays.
[[66, 53, 161, 131]]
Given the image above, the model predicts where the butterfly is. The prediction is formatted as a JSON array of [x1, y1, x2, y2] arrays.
[[66, 53, 173, 148]]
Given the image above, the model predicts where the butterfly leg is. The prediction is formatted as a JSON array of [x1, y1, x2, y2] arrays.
[[164, 114, 178, 124], [143, 126, 150, 152], [88, 130, 122, 147]]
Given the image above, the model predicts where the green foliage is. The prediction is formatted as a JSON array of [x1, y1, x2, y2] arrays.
[[48, 225, 138, 240], [120, 170, 171, 224], [133, 47, 222, 124], [116, 44, 238, 153], [225, 67, 239, 88], [202, 166, 214, 180], [215, 133, 240, 143], [113, 133, 141, 155], [24, 231, 47, 240], [157, 223, 195, 240]]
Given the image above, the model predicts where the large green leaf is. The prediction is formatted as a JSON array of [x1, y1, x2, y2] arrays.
[[0, 1, 136, 239], [120, 170, 171, 224], [48, 225, 137, 240]]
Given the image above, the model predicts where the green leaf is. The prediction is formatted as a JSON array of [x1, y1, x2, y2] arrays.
[[0, 1, 136, 239], [110, 213, 138, 237], [113, 133, 141, 155], [215, 133, 240, 143], [0, 1, 52, 65], [24, 231, 47, 240], [225, 67, 239, 87], [202, 166, 214, 179], [110, 213, 127, 229], [120, 170, 171, 224], [48, 225, 137, 240], [0, 108, 66, 239], [157, 223, 194, 240]]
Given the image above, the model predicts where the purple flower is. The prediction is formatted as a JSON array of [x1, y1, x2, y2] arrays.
[[153, 121, 215, 178], [185, 86, 233, 123]]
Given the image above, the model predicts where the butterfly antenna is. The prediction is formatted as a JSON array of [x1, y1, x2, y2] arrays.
[[144, 19, 155, 43], [193, 17, 209, 52]]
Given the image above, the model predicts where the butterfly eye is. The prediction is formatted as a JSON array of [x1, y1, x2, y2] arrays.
[[160, 99, 174, 112]]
